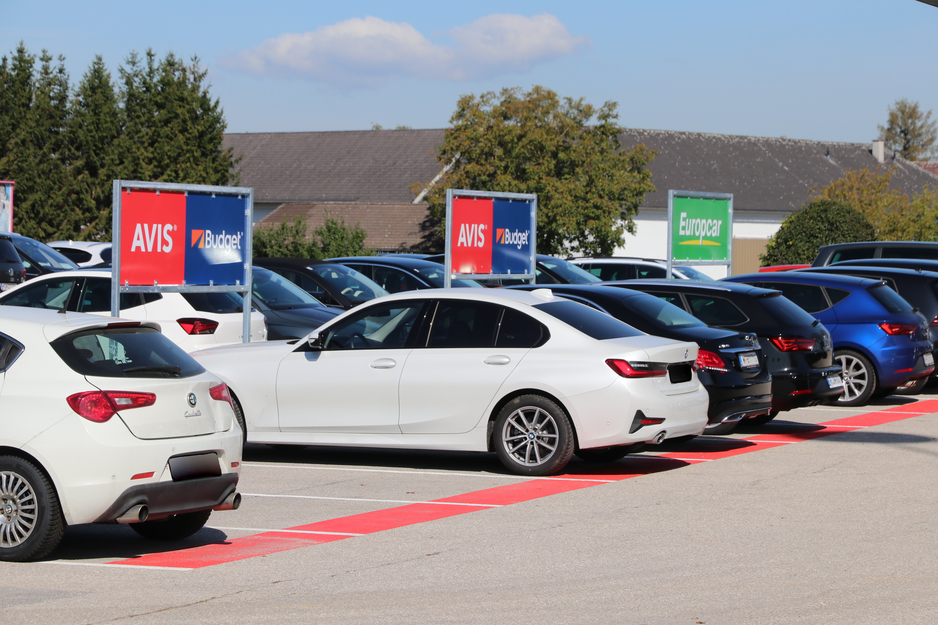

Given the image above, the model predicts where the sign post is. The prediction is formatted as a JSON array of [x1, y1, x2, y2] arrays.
[[667, 190, 733, 279], [111, 180, 254, 343], [0, 181, 13, 233], [443, 189, 537, 287]]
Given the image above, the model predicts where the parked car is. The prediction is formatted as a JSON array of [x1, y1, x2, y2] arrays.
[[798, 264, 938, 393], [725, 272, 934, 406], [610, 280, 844, 416], [423, 253, 602, 286], [329, 256, 485, 291], [250, 266, 342, 339], [254, 257, 388, 309], [6, 232, 79, 279], [509, 284, 772, 434], [0, 269, 267, 352], [812, 241, 938, 267], [570, 257, 715, 281], [46, 240, 112, 267], [190, 288, 710, 475], [0, 307, 243, 561], [0, 234, 26, 291]]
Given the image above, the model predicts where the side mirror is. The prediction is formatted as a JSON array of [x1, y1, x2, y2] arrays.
[[307, 331, 324, 350]]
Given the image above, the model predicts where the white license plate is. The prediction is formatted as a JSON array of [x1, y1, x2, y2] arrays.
[[0, 283, 11, 291], [925, 353, 935, 367], [826, 375, 844, 388], [739, 352, 759, 368]]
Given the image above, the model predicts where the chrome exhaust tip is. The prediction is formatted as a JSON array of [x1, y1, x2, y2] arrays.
[[116, 504, 149, 524], [213, 492, 241, 511], [651, 431, 667, 445]]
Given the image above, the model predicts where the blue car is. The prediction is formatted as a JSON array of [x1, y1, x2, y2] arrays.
[[725, 272, 934, 406]]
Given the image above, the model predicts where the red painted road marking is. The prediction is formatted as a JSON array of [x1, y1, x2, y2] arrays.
[[108, 401, 937, 569]]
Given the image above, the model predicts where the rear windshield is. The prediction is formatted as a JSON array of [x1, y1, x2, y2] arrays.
[[868, 284, 914, 314], [0, 239, 21, 263], [181, 291, 245, 314], [51, 325, 205, 378], [13, 237, 78, 271], [625, 294, 704, 328], [535, 300, 644, 340], [755, 292, 821, 327], [539, 257, 601, 284]]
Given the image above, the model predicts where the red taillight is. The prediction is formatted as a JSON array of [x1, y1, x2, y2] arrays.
[[769, 336, 816, 352], [209, 382, 234, 410], [66, 390, 156, 423], [606, 359, 667, 378], [696, 349, 728, 372], [879, 322, 917, 336], [931, 316, 938, 327], [177, 318, 219, 335]]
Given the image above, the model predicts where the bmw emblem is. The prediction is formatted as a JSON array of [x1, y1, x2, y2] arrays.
[[187, 393, 197, 407]]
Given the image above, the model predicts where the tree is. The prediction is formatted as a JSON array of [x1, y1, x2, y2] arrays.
[[878, 98, 938, 161], [761, 200, 876, 266], [314, 213, 373, 258], [417, 86, 656, 256], [252, 217, 321, 259]]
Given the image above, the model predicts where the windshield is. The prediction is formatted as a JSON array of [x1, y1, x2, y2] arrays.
[[674, 266, 715, 281], [310, 264, 388, 304], [539, 257, 601, 284], [14, 236, 78, 271], [252, 268, 326, 310], [412, 265, 484, 288]]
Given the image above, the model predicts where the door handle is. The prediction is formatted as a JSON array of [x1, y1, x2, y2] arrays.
[[370, 358, 397, 369], [483, 355, 511, 366]]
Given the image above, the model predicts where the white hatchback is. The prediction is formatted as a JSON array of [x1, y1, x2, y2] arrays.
[[191, 288, 710, 475], [0, 307, 243, 561], [0, 270, 267, 352]]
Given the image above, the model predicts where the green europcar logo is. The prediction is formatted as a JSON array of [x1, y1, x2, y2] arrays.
[[670, 195, 731, 262], [677, 212, 724, 246]]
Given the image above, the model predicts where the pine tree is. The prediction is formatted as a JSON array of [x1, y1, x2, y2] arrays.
[[0, 43, 36, 164]]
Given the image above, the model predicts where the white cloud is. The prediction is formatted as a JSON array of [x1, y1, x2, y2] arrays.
[[223, 14, 590, 88]]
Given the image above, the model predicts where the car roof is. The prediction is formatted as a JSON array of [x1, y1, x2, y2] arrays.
[[570, 257, 664, 264], [254, 257, 329, 268], [819, 240, 938, 250], [46, 240, 111, 249], [801, 265, 938, 280], [731, 271, 886, 289], [0, 306, 159, 342], [328, 256, 449, 270], [369, 286, 561, 308], [603, 278, 776, 297]]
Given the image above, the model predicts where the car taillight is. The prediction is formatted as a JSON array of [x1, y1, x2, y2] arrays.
[[879, 322, 917, 336], [931, 316, 938, 327], [769, 336, 816, 352], [696, 349, 728, 372], [66, 391, 156, 423], [177, 318, 219, 335], [209, 382, 234, 410], [606, 359, 667, 378]]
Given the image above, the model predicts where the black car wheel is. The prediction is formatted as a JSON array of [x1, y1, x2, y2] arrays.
[[494, 395, 574, 476], [0, 456, 64, 562], [835, 349, 877, 407]]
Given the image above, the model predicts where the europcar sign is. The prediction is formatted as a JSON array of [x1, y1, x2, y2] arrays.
[[667, 190, 733, 277], [111, 180, 253, 341], [444, 189, 537, 286]]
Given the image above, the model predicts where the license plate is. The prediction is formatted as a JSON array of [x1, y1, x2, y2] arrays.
[[0, 283, 10, 291], [925, 353, 935, 367], [739, 352, 759, 368], [826, 375, 844, 388]]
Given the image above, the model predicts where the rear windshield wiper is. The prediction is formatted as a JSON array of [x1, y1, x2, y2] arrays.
[[122, 365, 182, 376]]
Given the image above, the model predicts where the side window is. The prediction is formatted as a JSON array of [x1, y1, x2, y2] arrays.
[[427, 301, 501, 348], [497, 307, 548, 348], [881, 247, 938, 260], [647, 291, 685, 310], [373, 267, 423, 293], [324, 301, 426, 350], [1, 279, 77, 311], [686, 294, 748, 326], [829, 248, 875, 264], [0, 333, 24, 372], [276, 269, 335, 305], [534, 270, 560, 285], [78, 278, 141, 312], [826, 287, 850, 306], [636, 265, 667, 279], [592, 265, 635, 281], [770, 282, 830, 314]]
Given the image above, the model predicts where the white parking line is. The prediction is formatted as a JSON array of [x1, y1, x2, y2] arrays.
[[210, 526, 363, 537], [241, 493, 503, 507], [240, 463, 533, 480], [42, 561, 192, 571]]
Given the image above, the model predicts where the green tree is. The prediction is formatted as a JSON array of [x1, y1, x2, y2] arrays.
[[761, 200, 876, 266], [417, 86, 656, 256], [252, 217, 321, 259], [314, 213, 373, 258], [0, 43, 36, 164], [878, 98, 938, 161]]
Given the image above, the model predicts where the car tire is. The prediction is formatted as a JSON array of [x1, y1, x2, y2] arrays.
[[130, 510, 212, 541], [835, 349, 877, 407], [230, 391, 247, 446], [575, 443, 644, 463], [493, 395, 574, 476], [746, 410, 778, 426], [895, 377, 928, 395], [0, 456, 64, 562]]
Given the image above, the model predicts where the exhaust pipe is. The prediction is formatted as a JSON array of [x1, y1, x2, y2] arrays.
[[116, 504, 149, 524], [651, 431, 667, 445], [213, 492, 241, 511]]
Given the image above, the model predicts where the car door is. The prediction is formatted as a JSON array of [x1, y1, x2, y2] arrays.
[[276, 299, 428, 433], [398, 301, 540, 434]]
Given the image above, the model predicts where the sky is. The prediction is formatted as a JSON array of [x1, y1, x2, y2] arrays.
[[4, 0, 937, 143]]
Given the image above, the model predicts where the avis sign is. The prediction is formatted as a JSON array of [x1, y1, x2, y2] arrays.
[[445, 189, 537, 285], [116, 186, 249, 287]]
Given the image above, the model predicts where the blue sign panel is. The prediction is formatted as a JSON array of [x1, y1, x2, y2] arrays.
[[491, 199, 534, 274], [183, 193, 246, 285]]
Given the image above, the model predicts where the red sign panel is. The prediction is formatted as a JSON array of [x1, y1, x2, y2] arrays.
[[119, 190, 186, 286], [450, 197, 493, 274]]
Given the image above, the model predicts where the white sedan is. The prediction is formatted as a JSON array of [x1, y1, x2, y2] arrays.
[[0, 269, 267, 351], [191, 289, 709, 475], [0, 307, 243, 561]]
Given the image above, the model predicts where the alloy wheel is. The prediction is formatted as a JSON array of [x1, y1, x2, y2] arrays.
[[0, 471, 37, 548], [501, 406, 559, 467]]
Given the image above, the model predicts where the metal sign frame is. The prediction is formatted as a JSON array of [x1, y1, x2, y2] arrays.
[[443, 188, 537, 287], [111, 179, 254, 343], [667, 189, 733, 279]]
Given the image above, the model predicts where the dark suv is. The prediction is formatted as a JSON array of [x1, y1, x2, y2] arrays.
[[812, 241, 938, 267], [0, 235, 26, 291], [607, 279, 844, 419]]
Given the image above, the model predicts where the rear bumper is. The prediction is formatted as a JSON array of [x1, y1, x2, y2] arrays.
[[94, 473, 239, 522], [770, 366, 844, 412], [702, 378, 773, 424]]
